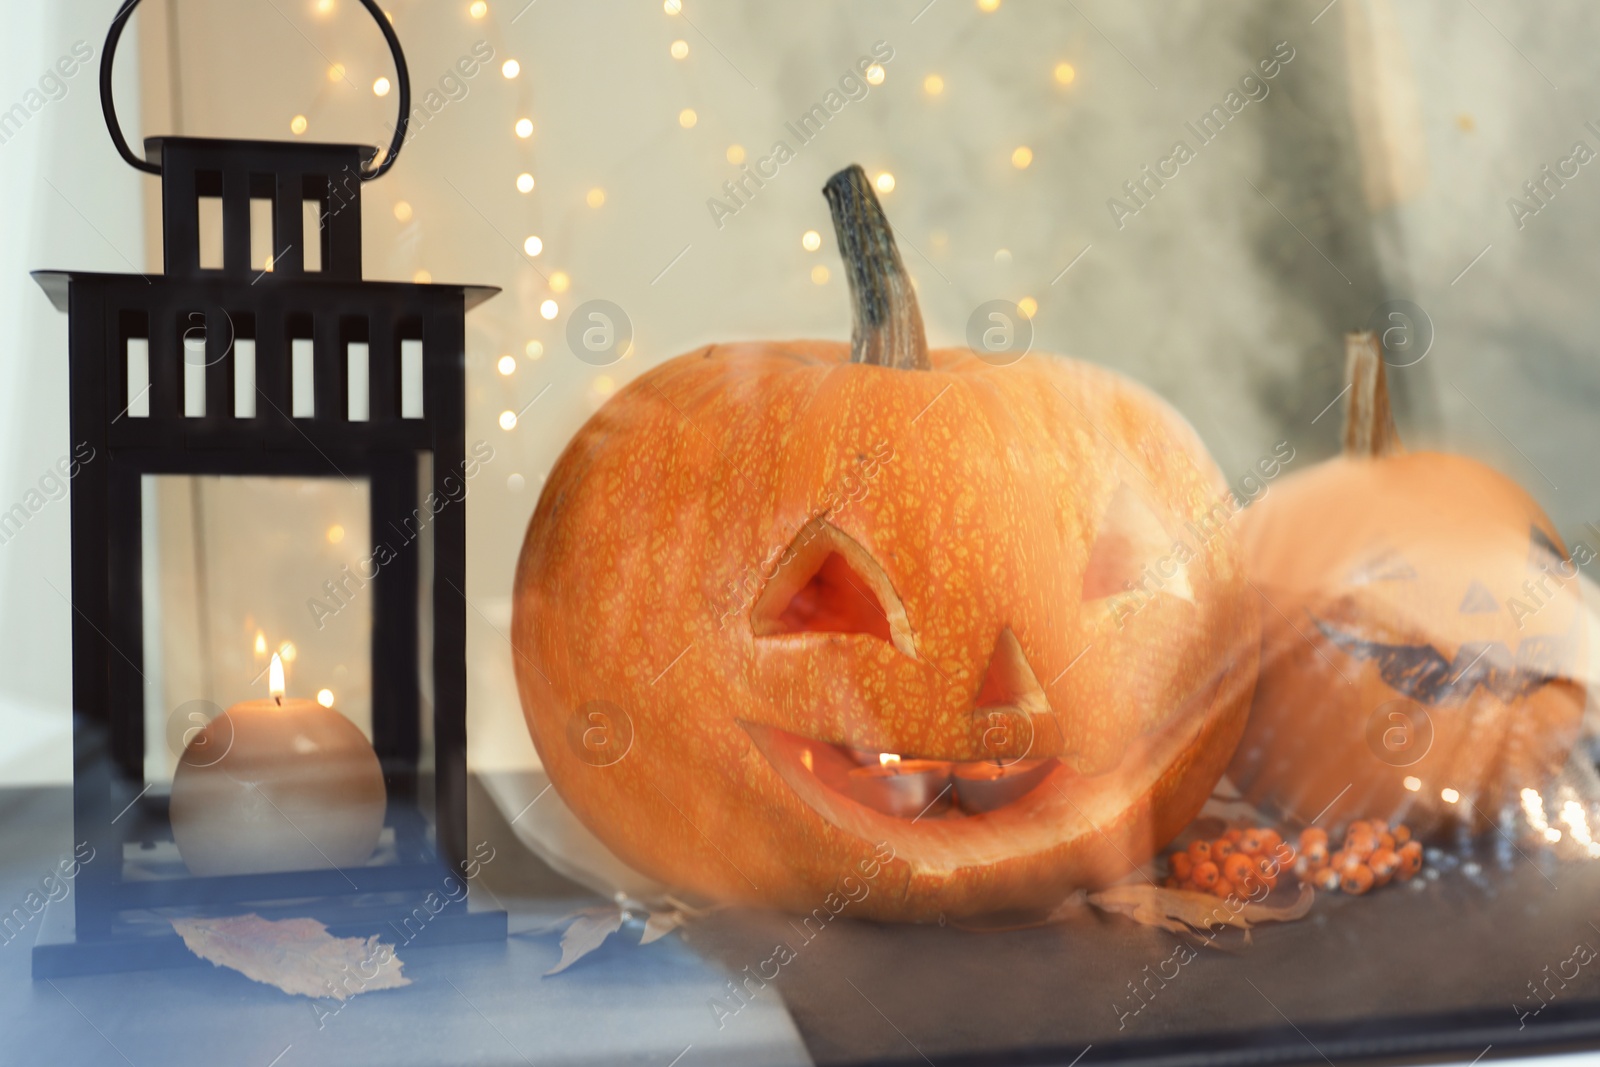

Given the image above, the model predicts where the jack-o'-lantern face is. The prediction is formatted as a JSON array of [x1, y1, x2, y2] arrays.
[[512, 338, 1260, 920], [1313, 523, 1583, 715], [512, 166, 1258, 920], [1230, 335, 1587, 832]]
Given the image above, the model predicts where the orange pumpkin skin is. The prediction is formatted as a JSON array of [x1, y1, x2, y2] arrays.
[[512, 340, 1259, 920], [1229, 346, 1586, 833]]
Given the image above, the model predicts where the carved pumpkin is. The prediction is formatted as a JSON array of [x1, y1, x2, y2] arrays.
[[1229, 333, 1587, 833], [512, 165, 1258, 920]]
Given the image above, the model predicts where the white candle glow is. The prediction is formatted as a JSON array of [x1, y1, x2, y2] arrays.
[[169, 652, 387, 877]]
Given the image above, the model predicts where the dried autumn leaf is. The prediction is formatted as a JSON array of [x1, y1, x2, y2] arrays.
[[1087, 883, 1313, 940], [170, 914, 409, 1000], [544, 908, 624, 975], [641, 909, 687, 945]]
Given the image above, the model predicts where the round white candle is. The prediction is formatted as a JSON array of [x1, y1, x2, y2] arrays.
[[170, 653, 386, 877]]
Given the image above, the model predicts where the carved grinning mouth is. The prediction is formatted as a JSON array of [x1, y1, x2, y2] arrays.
[[747, 731, 1062, 821], [739, 666, 1237, 875]]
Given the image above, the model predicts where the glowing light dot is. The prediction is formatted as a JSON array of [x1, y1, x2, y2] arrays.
[[540, 299, 559, 320], [994, 248, 1012, 264], [923, 74, 944, 96], [290, 115, 308, 135], [523, 235, 543, 256], [549, 271, 571, 294], [393, 201, 412, 222], [254, 631, 267, 656], [1011, 145, 1034, 169], [874, 171, 895, 194], [678, 108, 698, 128], [1054, 61, 1076, 85], [373, 77, 391, 96], [507, 473, 525, 492], [327, 63, 346, 83], [515, 118, 534, 138], [469, 1, 487, 17], [801, 229, 822, 252], [1018, 296, 1038, 319], [502, 59, 520, 78], [594, 375, 616, 395], [278, 641, 298, 663], [1545, 827, 1564, 842], [315, 0, 335, 15], [586, 187, 606, 208], [670, 39, 689, 59], [326, 524, 345, 544], [1403, 776, 1422, 792], [726, 144, 746, 164], [499, 410, 518, 431], [663, 0, 681, 13], [977, 0, 1000, 11], [497, 355, 517, 376], [516, 172, 535, 193], [865, 64, 885, 86], [811, 264, 830, 285], [413, 269, 431, 283], [525, 340, 544, 359], [1441, 787, 1461, 804], [316, 689, 335, 708]]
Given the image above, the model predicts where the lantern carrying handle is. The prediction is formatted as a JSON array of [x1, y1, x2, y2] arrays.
[[99, 0, 412, 180]]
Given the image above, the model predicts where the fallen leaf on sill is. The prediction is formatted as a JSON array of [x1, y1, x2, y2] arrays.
[[641, 909, 687, 945], [534, 897, 719, 974], [170, 914, 409, 999], [544, 908, 625, 975], [1087, 883, 1314, 945]]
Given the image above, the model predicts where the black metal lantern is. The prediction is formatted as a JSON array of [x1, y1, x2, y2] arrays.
[[32, 0, 503, 976]]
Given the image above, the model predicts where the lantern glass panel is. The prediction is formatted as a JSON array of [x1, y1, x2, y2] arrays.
[[138, 473, 375, 787]]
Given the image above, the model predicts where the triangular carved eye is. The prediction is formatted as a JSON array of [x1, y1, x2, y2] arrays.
[[751, 520, 916, 657], [1081, 484, 1192, 603], [1347, 547, 1417, 585], [1458, 580, 1499, 614]]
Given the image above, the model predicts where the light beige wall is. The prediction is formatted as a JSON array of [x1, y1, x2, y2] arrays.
[[120, 0, 1600, 780]]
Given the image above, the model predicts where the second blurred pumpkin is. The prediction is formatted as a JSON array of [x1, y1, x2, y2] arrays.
[[1229, 332, 1587, 832]]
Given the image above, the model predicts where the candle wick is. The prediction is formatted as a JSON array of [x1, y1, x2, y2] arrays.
[[275, 695, 283, 707]]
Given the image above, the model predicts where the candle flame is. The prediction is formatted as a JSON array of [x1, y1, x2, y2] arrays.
[[269, 653, 285, 701], [254, 630, 267, 656], [878, 752, 901, 767]]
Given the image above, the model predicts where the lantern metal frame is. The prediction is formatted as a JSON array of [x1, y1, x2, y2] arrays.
[[31, 0, 504, 976]]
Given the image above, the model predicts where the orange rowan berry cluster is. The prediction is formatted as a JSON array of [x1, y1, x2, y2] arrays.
[[1292, 820, 1422, 895], [1162, 826, 1292, 900], [1162, 820, 1424, 899]]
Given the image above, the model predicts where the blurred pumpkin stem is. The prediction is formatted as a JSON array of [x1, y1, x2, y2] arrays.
[[1342, 330, 1404, 457], [823, 164, 930, 371]]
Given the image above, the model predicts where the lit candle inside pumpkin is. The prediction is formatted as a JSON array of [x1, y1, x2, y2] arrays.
[[169, 652, 387, 877], [951, 758, 1055, 814], [848, 752, 954, 819]]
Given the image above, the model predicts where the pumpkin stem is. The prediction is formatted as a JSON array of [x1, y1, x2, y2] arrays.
[[1342, 330, 1404, 457], [823, 165, 930, 371]]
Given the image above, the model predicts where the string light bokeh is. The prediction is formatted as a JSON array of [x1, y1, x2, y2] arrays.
[[132, 0, 1600, 783]]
